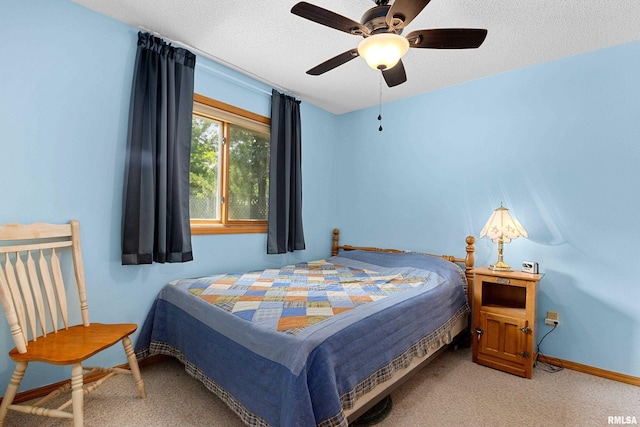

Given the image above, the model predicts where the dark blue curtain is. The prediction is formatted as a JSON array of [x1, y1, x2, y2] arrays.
[[122, 32, 196, 265], [267, 89, 305, 254]]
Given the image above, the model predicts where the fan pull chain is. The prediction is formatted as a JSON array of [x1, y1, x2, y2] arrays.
[[378, 74, 383, 132]]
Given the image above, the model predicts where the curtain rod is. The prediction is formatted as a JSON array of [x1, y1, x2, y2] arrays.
[[138, 27, 297, 99]]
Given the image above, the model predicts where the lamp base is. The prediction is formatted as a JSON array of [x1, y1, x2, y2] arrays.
[[488, 261, 512, 272]]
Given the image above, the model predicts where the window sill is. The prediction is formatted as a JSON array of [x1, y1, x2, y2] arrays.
[[190, 223, 267, 235]]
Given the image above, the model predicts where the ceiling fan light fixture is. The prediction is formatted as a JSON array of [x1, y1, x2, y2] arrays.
[[357, 33, 409, 70]]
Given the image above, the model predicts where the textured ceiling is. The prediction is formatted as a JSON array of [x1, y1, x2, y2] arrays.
[[72, 0, 640, 114]]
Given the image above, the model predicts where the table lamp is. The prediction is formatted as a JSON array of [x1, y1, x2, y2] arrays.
[[479, 205, 528, 271]]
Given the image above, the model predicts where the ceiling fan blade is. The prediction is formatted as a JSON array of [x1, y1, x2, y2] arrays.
[[386, 0, 432, 29], [406, 29, 488, 49], [291, 2, 369, 35], [382, 60, 407, 87], [307, 49, 359, 75]]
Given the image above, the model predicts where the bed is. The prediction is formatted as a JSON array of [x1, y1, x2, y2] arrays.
[[135, 229, 476, 426]]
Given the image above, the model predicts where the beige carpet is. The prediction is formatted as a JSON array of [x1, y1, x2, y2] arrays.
[[4, 347, 638, 426]]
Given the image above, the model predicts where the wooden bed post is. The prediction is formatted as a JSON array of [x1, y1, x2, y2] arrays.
[[464, 235, 476, 308], [464, 236, 476, 278], [332, 228, 340, 256]]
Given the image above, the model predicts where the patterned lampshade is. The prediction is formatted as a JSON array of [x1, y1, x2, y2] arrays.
[[480, 206, 528, 243], [479, 205, 528, 271]]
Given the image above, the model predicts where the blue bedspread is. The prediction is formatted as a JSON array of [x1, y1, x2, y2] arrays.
[[135, 250, 469, 427]]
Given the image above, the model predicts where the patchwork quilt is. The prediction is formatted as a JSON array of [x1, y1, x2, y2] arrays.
[[136, 251, 469, 427], [176, 260, 430, 334]]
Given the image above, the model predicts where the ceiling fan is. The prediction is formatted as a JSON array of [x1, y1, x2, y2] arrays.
[[291, 0, 488, 87]]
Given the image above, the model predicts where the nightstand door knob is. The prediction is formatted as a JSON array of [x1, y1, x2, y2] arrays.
[[475, 328, 484, 341]]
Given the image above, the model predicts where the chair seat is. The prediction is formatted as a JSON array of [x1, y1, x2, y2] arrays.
[[8, 323, 138, 365]]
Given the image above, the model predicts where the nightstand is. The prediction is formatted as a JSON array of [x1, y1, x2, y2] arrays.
[[471, 267, 543, 378]]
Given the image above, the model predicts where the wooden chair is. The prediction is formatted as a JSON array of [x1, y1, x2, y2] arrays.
[[0, 220, 146, 427]]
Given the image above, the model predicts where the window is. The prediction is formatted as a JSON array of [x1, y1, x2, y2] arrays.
[[190, 94, 270, 234]]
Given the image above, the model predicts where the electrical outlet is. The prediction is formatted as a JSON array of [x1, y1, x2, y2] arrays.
[[545, 311, 559, 326]]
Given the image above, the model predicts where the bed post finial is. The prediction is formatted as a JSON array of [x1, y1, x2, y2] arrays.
[[465, 235, 475, 271], [332, 229, 340, 256]]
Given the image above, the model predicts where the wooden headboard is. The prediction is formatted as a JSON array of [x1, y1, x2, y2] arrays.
[[331, 228, 476, 306]]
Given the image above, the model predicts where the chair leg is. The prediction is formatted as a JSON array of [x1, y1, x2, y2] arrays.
[[0, 362, 27, 426], [122, 336, 146, 399], [71, 363, 84, 427]]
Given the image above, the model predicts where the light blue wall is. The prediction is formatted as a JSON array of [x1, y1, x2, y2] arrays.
[[1, 0, 638, 394], [335, 41, 640, 377], [0, 0, 338, 391]]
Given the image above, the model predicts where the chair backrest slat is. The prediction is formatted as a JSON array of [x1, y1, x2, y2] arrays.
[[13, 253, 38, 342], [0, 269, 27, 353], [50, 247, 69, 329], [26, 251, 48, 337], [0, 221, 85, 353], [38, 250, 59, 333], [1, 256, 27, 348]]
